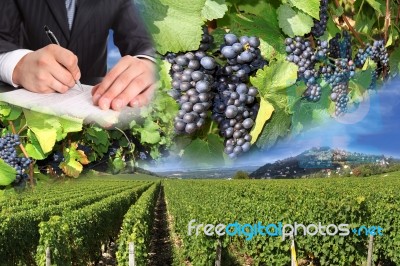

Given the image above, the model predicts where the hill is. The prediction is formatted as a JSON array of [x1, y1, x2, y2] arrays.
[[250, 147, 393, 179]]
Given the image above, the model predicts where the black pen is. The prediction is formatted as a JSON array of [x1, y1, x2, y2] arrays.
[[44, 25, 84, 91]]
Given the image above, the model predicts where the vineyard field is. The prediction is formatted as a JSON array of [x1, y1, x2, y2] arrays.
[[1, 173, 399, 265], [164, 174, 400, 265], [0, 177, 158, 265]]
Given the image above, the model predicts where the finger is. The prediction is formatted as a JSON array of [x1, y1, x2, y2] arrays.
[[128, 85, 156, 108], [108, 74, 152, 111], [91, 84, 100, 96], [49, 45, 81, 81], [32, 87, 56, 94], [48, 62, 76, 88], [98, 68, 144, 110], [91, 85, 102, 104], [92, 57, 134, 105], [49, 74, 69, 93]]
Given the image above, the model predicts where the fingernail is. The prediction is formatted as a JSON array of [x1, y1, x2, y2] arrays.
[[75, 72, 81, 80], [114, 99, 122, 111], [99, 98, 110, 110], [92, 93, 101, 104]]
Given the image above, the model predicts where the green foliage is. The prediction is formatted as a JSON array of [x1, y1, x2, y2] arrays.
[[0, 159, 17, 186], [35, 183, 152, 265], [116, 183, 161, 265], [0, 0, 399, 181], [164, 175, 400, 265], [232, 171, 250, 179], [135, 0, 208, 54], [0, 179, 152, 265], [277, 4, 314, 37]]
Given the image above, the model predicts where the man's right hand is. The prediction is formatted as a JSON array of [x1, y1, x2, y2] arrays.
[[12, 44, 81, 93]]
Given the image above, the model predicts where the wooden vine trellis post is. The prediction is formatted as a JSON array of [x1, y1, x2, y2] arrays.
[[46, 247, 51, 266], [215, 239, 222, 266], [129, 242, 136, 266], [367, 235, 374, 266]]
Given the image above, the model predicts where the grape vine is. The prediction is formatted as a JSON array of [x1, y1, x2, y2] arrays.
[[0, 133, 31, 185], [166, 29, 266, 158]]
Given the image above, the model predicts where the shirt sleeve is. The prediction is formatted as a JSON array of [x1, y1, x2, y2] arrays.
[[0, 49, 33, 87], [134, 54, 156, 63]]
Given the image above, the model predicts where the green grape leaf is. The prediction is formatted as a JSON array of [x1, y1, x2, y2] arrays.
[[112, 158, 126, 173], [334, 6, 344, 17], [140, 119, 161, 144], [288, 0, 320, 20], [389, 46, 400, 74], [24, 110, 59, 154], [355, 13, 377, 35], [135, 0, 207, 54], [251, 60, 298, 108], [60, 160, 82, 178], [57, 116, 83, 140], [0, 159, 16, 186], [277, 4, 314, 37], [365, 0, 383, 15], [159, 59, 172, 92], [255, 107, 292, 149], [349, 63, 374, 103], [0, 102, 11, 117], [86, 127, 109, 146], [202, 0, 227, 20], [61, 143, 89, 178], [23, 110, 82, 154], [250, 98, 275, 144], [182, 134, 224, 166], [234, 0, 274, 16], [0, 103, 22, 121], [291, 90, 331, 135], [25, 130, 46, 160]]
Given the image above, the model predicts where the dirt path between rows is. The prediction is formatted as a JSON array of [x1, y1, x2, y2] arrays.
[[147, 186, 173, 266]]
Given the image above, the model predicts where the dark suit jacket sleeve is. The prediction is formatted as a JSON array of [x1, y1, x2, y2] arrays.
[[112, 0, 155, 58], [0, 0, 22, 53]]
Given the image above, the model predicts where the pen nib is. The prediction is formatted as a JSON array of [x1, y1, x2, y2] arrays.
[[76, 80, 84, 91]]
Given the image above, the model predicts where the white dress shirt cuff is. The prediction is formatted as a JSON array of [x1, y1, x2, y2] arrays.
[[0, 49, 33, 87], [133, 54, 156, 63]]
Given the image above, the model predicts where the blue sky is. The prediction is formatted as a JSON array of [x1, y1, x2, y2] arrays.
[[248, 79, 400, 165]]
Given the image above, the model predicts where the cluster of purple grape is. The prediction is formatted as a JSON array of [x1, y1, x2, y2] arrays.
[[169, 52, 217, 134], [323, 58, 356, 116], [199, 26, 214, 52], [311, 0, 329, 38], [211, 34, 266, 158], [354, 40, 389, 89], [285, 37, 328, 102], [166, 30, 266, 158], [329, 32, 352, 60], [0, 133, 31, 184], [219, 33, 266, 82], [212, 81, 259, 158]]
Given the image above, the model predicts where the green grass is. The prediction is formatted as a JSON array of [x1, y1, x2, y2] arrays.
[[80, 172, 161, 181]]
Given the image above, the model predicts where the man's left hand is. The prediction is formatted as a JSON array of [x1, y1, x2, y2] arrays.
[[92, 56, 155, 111]]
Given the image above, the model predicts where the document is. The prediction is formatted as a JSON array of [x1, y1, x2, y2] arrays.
[[0, 84, 140, 128]]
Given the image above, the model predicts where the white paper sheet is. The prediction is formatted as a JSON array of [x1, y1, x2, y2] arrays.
[[0, 84, 140, 128]]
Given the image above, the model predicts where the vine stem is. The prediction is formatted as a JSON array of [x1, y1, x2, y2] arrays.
[[396, 0, 400, 25], [333, 0, 365, 47], [384, 0, 391, 43], [114, 127, 135, 154], [8, 120, 34, 187]]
